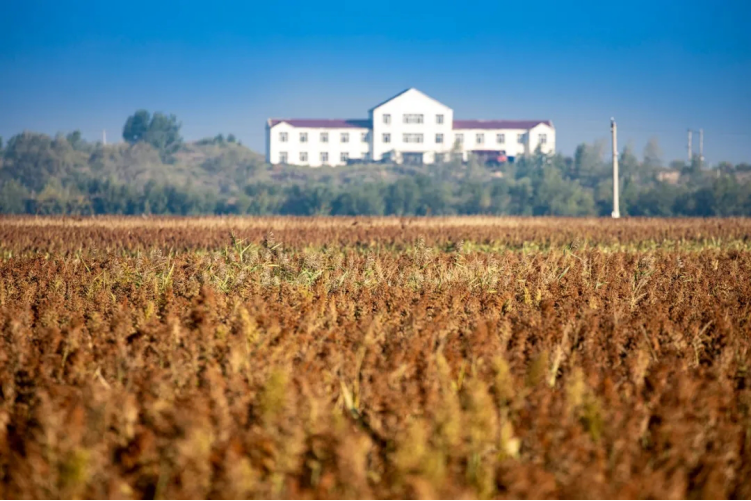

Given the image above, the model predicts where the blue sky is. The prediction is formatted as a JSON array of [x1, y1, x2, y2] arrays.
[[2, 0, 750, 164]]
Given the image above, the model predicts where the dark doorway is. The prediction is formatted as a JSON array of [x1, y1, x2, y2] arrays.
[[402, 152, 424, 165]]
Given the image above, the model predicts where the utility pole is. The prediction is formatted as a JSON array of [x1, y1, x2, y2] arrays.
[[687, 129, 692, 162], [611, 118, 620, 219], [102, 129, 107, 146], [699, 128, 704, 168]]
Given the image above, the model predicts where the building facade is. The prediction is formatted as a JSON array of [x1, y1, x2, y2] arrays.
[[266, 88, 555, 167]]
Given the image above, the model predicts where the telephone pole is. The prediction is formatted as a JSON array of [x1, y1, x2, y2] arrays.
[[699, 128, 704, 168], [611, 118, 620, 219], [687, 129, 692, 162], [102, 129, 107, 146]]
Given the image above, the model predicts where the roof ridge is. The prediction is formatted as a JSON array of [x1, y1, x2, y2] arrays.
[[269, 117, 368, 121], [453, 118, 551, 122], [268, 118, 372, 129], [453, 119, 553, 130], [367, 88, 413, 111]]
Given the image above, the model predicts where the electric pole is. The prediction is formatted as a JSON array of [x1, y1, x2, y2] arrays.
[[611, 118, 620, 219], [103, 129, 107, 146], [687, 129, 692, 162], [699, 128, 704, 168]]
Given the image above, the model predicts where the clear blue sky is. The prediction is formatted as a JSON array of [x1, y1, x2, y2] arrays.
[[2, 0, 750, 164]]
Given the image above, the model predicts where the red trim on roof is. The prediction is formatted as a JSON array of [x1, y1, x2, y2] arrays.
[[268, 118, 552, 130], [453, 120, 552, 130], [269, 119, 371, 129]]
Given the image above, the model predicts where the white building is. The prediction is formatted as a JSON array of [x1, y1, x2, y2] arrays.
[[266, 88, 555, 167]]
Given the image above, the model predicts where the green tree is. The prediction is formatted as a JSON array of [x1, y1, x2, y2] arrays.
[[123, 110, 182, 158], [280, 185, 333, 215], [681, 156, 703, 182], [572, 140, 607, 187], [227, 134, 237, 143], [122, 110, 151, 143], [1, 132, 82, 192], [619, 144, 648, 196], [618, 144, 655, 184], [332, 184, 386, 215], [669, 160, 685, 171], [66, 130, 84, 150], [631, 183, 681, 216], [716, 161, 734, 175], [643, 137, 663, 169], [385, 177, 421, 215], [0, 180, 28, 213], [534, 167, 594, 216], [711, 176, 749, 216], [145, 112, 182, 156]]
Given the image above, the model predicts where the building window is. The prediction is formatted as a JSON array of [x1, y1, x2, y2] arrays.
[[456, 134, 464, 144], [497, 133, 505, 144], [279, 132, 288, 142], [300, 132, 307, 143], [539, 134, 548, 144], [476, 133, 484, 144], [361, 132, 368, 142], [341, 132, 349, 143], [383, 114, 391, 124], [279, 152, 288, 163], [436, 133, 444, 144], [341, 152, 349, 162], [517, 133, 525, 144], [320, 152, 328, 163], [435, 152, 445, 162], [403, 114, 424, 124], [299, 152, 308, 162], [383, 133, 391, 143], [403, 133, 424, 143], [320, 132, 328, 143], [436, 114, 444, 124]]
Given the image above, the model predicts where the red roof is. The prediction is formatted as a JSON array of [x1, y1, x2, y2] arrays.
[[453, 119, 552, 130], [268, 119, 371, 129]]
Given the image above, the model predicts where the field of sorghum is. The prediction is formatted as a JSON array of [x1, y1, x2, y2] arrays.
[[0, 216, 750, 499]]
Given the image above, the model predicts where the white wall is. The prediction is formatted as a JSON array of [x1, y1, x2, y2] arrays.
[[448, 124, 555, 160], [449, 128, 530, 160], [267, 122, 370, 167], [527, 123, 556, 155], [371, 88, 454, 163]]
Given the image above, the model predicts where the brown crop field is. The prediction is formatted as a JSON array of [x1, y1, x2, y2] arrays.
[[1, 216, 750, 499]]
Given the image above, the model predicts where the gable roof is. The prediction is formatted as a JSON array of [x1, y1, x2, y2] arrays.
[[453, 119, 553, 130], [268, 118, 371, 129], [368, 87, 449, 112]]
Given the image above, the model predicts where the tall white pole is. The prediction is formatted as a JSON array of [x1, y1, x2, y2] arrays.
[[611, 118, 620, 219], [687, 129, 692, 162], [699, 128, 704, 167], [103, 129, 107, 146]]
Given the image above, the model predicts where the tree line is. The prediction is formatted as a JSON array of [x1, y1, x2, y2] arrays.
[[1, 110, 750, 216]]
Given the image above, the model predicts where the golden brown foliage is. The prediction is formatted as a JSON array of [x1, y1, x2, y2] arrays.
[[0, 216, 750, 499]]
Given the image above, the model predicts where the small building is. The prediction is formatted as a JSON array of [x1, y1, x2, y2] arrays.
[[266, 88, 555, 167], [657, 170, 681, 184]]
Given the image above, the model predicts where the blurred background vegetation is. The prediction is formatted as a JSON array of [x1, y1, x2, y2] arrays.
[[1, 110, 750, 216]]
